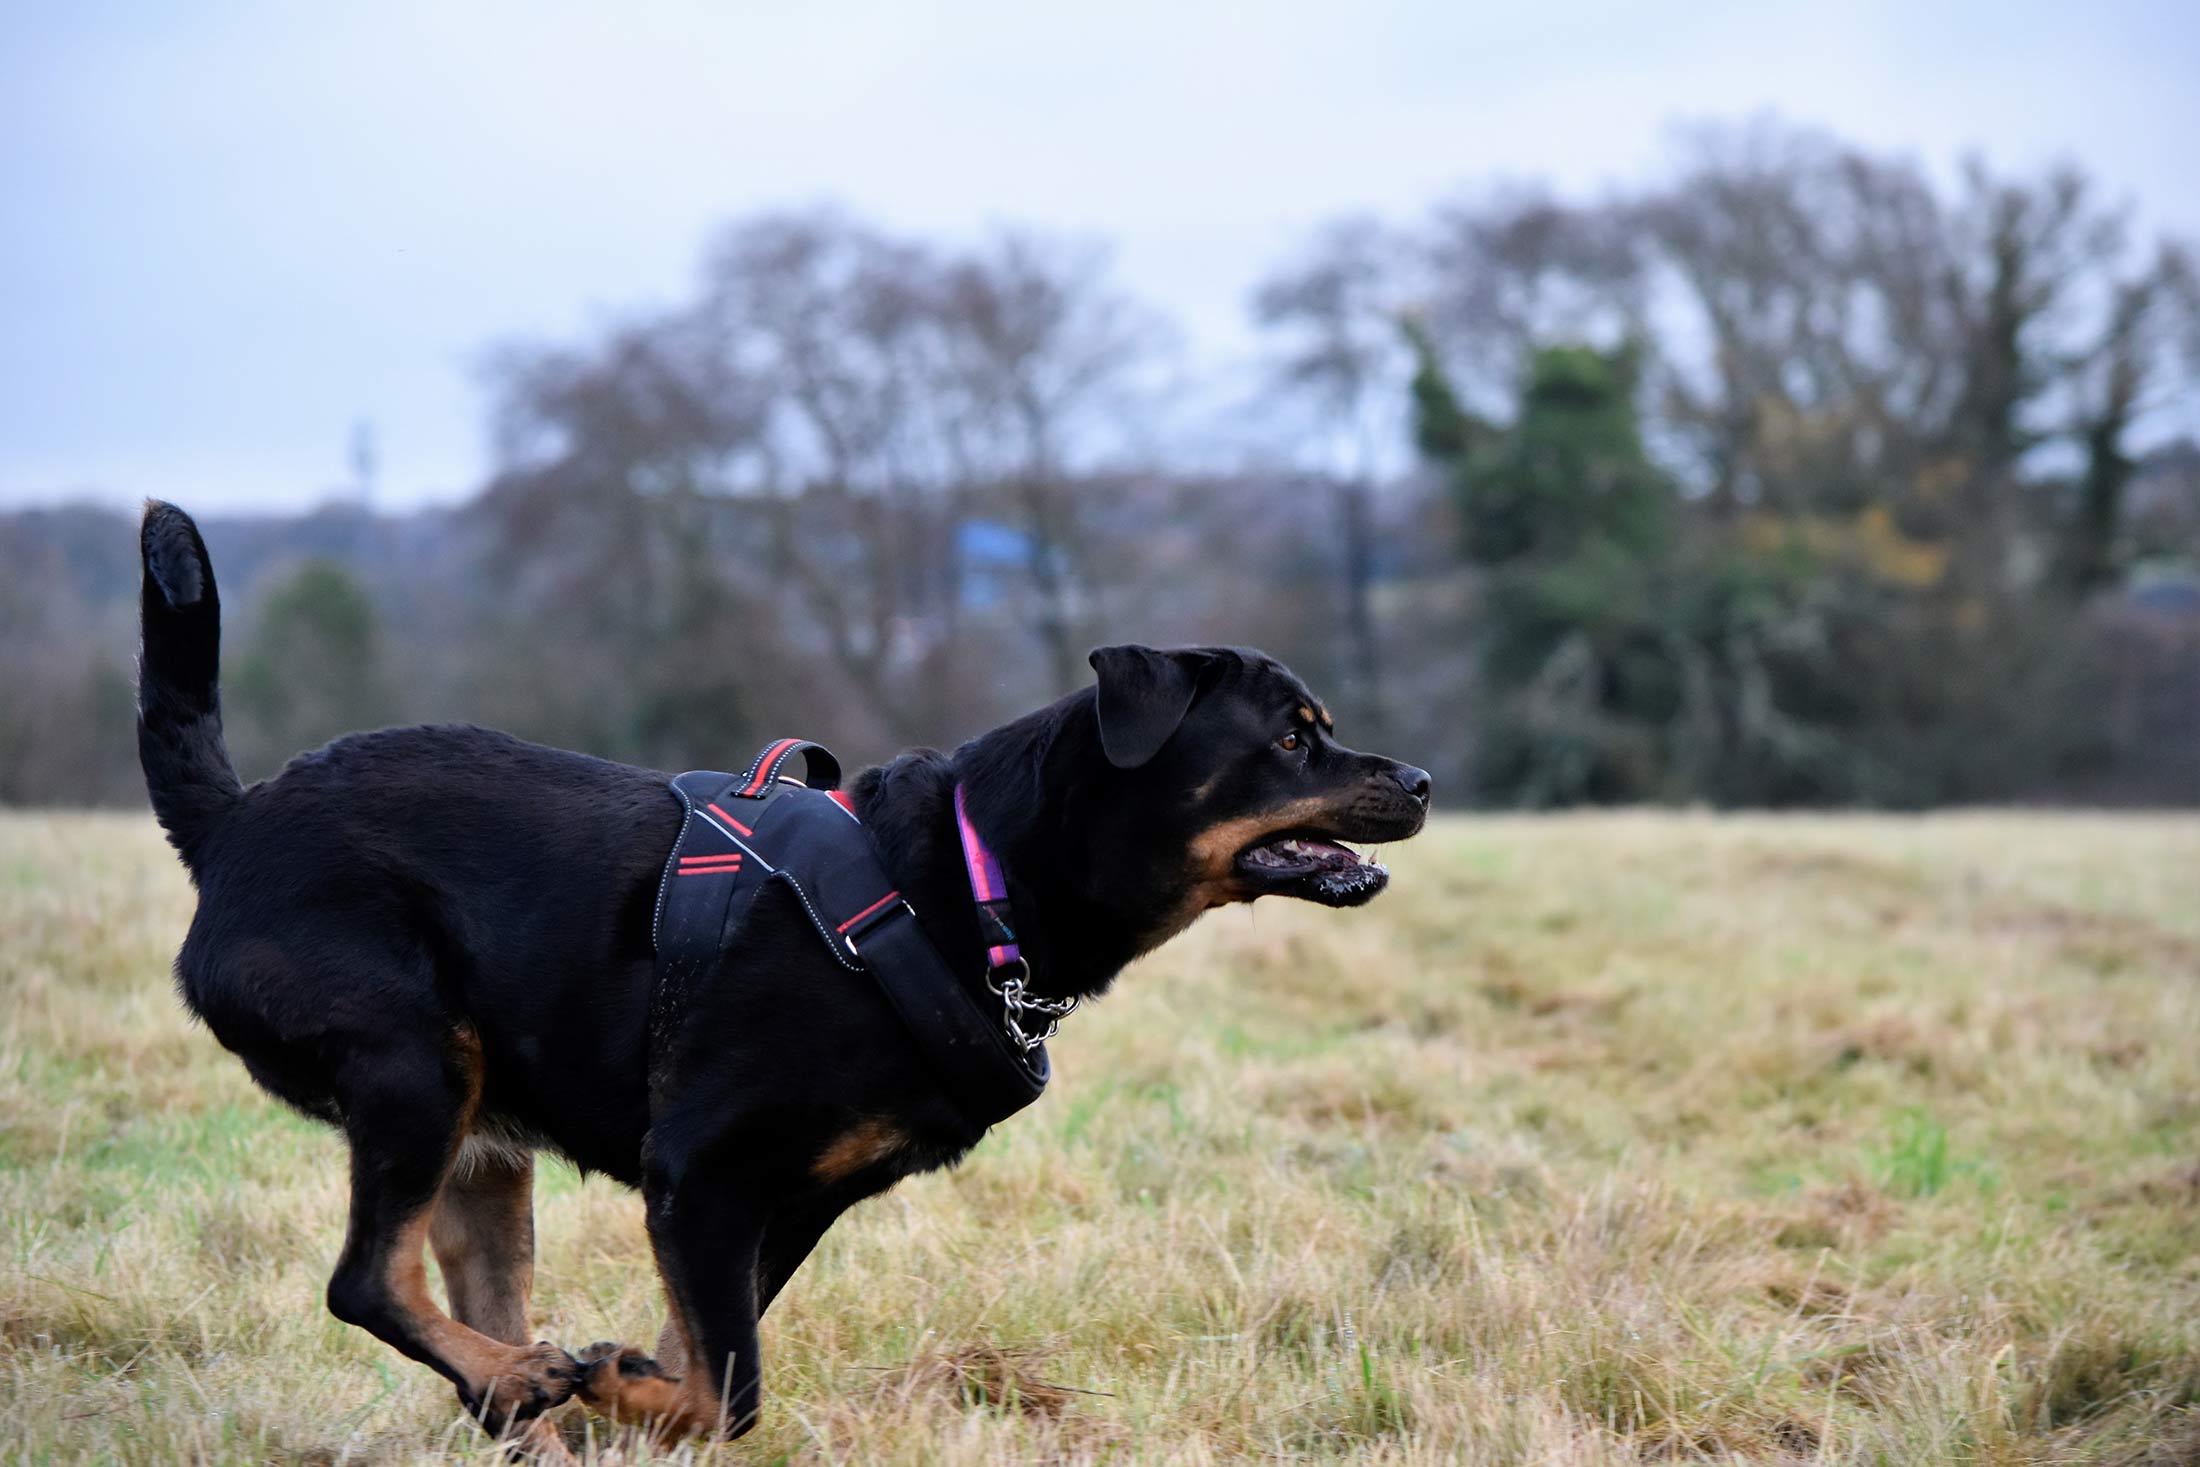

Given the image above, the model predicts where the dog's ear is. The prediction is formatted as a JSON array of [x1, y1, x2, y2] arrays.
[[1088, 645, 1214, 769]]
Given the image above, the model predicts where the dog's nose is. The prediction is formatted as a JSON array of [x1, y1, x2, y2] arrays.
[[1393, 765, 1432, 803]]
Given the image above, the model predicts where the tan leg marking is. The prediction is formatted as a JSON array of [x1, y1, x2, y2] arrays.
[[364, 1032, 571, 1420], [388, 1210, 577, 1420], [431, 1149, 536, 1345], [575, 1300, 724, 1440]]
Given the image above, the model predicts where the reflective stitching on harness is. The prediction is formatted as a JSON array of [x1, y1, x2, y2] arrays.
[[740, 738, 800, 797], [773, 868, 864, 971], [651, 783, 701, 949], [734, 741, 781, 791]]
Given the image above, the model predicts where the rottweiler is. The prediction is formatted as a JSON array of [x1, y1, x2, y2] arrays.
[[134, 501, 1430, 1450]]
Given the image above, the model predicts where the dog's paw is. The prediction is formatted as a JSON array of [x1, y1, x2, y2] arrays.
[[467, 1341, 583, 1428], [573, 1340, 705, 1433], [575, 1340, 673, 1396], [573, 1338, 621, 1389]]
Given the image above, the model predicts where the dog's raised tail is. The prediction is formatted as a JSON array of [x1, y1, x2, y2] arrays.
[[138, 501, 241, 867]]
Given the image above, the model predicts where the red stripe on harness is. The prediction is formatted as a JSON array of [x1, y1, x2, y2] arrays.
[[705, 803, 754, 836], [741, 739, 800, 796], [836, 890, 902, 933], [828, 789, 856, 815]]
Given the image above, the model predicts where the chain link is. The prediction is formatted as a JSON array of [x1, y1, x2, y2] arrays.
[[986, 957, 1076, 1054]]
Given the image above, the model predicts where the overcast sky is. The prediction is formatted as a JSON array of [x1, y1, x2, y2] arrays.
[[4, 0, 2196, 513]]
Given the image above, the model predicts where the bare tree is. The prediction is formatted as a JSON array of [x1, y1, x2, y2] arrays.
[[1421, 187, 1645, 414], [479, 211, 1171, 748], [1252, 216, 1420, 732], [697, 210, 966, 737], [1633, 125, 1964, 517], [935, 232, 1169, 692], [2060, 241, 2200, 592]]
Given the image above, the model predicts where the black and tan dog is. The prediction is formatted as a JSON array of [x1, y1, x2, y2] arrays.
[[135, 501, 1429, 1449]]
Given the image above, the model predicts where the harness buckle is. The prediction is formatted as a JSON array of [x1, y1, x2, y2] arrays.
[[842, 897, 916, 961]]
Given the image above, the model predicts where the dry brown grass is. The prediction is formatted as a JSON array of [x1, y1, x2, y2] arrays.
[[4, 809, 2198, 1463]]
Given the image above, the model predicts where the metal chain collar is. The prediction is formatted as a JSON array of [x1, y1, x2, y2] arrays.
[[985, 957, 1076, 1054]]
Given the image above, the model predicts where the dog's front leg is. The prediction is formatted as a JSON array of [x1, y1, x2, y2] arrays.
[[650, 1166, 768, 1437], [575, 1154, 768, 1440], [756, 1191, 853, 1316]]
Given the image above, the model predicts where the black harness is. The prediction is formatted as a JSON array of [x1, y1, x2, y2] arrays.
[[651, 739, 1049, 1130]]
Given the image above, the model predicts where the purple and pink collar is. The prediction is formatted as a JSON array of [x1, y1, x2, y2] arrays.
[[953, 783, 1077, 1050], [952, 783, 1020, 971]]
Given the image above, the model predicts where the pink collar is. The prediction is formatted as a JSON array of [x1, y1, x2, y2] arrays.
[[951, 783, 1020, 971]]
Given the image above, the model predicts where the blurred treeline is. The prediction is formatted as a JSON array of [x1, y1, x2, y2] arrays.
[[5, 123, 2197, 808]]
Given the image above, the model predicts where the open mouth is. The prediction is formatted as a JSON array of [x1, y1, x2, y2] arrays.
[[1234, 833, 1390, 907]]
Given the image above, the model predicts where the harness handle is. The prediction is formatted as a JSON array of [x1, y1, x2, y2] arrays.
[[729, 738, 843, 798]]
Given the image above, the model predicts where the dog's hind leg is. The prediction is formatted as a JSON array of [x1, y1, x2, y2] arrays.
[[431, 1147, 536, 1346], [323, 1033, 579, 1434]]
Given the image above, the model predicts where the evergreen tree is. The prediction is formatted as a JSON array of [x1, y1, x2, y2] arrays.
[[1413, 335, 1917, 807], [231, 560, 396, 778], [1467, 343, 1671, 563]]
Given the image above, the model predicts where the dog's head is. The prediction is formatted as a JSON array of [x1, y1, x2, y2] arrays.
[[1084, 644, 1430, 913]]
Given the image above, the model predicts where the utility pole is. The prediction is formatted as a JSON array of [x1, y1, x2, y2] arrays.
[[350, 419, 379, 508]]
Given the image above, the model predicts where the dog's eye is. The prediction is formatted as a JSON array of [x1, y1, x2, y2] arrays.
[[1277, 731, 1301, 752]]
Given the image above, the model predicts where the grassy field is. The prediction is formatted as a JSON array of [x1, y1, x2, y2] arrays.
[[3, 811, 2198, 1465]]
